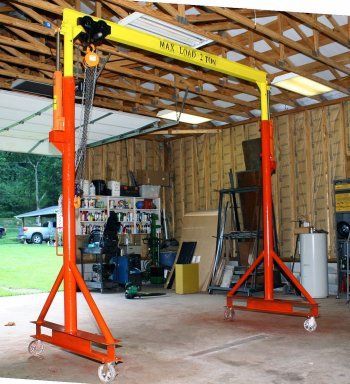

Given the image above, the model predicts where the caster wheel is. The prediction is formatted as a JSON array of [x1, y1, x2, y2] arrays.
[[304, 316, 317, 332], [28, 340, 44, 357], [224, 307, 235, 321], [98, 363, 117, 383]]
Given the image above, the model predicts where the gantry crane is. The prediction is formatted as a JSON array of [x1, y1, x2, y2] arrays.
[[27, 8, 319, 383]]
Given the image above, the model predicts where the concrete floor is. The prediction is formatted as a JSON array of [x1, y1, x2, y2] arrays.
[[0, 290, 349, 384]]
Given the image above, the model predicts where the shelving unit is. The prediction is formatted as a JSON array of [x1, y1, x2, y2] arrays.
[[78, 196, 108, 236], [77, 196, 161, 236], [334, 179, 350, 302]]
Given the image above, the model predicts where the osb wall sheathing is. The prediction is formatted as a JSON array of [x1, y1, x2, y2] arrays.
[[169, 101, 350, 260], [85, 139, 165, 182], [168, 120, 263, 242], [86, 101, 350, 260]]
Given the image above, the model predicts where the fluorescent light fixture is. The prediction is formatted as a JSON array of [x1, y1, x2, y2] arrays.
[[272, 73, 333, 96], [119, 12, 213, 48], [157, 109, 212, 124]]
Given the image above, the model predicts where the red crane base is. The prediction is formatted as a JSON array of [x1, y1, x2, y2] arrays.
[[226, 250, 319, 318], [31, 264, 122, 364], [227, 296, 318, 318], [32, 321, 122, 364]]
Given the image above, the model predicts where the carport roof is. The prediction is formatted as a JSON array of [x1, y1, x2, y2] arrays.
[[0, 90, 160, 156], [15, 205, 59, 219]]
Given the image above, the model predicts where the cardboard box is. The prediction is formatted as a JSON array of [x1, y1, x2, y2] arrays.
[[76, 235, 89, 261], [294, 227, 310, 234], [140, 185, 160, 198], [135, 170, 170, 186], [175, 264, 199, 294], [237, 240, 263, 266]]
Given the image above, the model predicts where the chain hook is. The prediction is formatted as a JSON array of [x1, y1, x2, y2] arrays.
[[84, 44, 99, 68]]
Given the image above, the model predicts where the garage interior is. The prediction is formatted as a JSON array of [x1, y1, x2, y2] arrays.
[[0, 1, 350, 383]]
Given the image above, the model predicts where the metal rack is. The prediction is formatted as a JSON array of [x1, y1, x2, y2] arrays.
[[209, 178, 263, 295], [337, 240, 350, 303], [333, 179, 350, 303], [79, 247, 118, 293]]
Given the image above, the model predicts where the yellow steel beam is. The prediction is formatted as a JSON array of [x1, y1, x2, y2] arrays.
[[61, 8, 269, 118], [258, 82, 270, 120]]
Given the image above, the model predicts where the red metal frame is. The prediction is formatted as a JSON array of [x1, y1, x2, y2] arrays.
[[32, 73, 121, 364], [227, 120, 319, 318]]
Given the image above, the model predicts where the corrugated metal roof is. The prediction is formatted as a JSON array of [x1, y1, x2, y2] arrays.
[[15, 206, 59, 218], [0, 90, 159, 156]]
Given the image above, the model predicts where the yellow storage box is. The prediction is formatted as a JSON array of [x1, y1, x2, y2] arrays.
[[175, 264, 199, 294]]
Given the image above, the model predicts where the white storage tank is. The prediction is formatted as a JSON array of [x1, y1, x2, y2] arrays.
[[300, 233, 328, 298]]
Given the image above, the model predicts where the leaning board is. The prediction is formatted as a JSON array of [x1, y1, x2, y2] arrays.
[[180, 211, 218, 292]]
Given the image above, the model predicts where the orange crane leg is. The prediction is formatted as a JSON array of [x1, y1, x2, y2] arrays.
[[31, 75, 121, 364], [226, 120, 319, 319]]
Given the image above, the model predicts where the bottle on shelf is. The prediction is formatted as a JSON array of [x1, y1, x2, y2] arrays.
[[77, 197, 160, 236]]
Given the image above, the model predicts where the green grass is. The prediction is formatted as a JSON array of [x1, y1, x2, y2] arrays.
[[1, 228, 20, 245], [0, 225, 62, 297]]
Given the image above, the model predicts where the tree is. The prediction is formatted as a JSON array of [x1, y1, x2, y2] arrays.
[[0, 152, 62, 217], [26, 156, 43, 210]]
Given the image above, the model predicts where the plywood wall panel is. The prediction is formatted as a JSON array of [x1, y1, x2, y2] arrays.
[[245, 122, 260, 140], [86, 101, 349, 260], [222, 128, 233, 189], [184, 137, 195, 213], [196, 135, 207, 211], [167, 102, 348, 259], [231, 124, 246, 172], [89, 145, 105, 180], [86, 138, 165, 182], [209, 134, 220, 208], [344, 101, 350, 156], [275, 115, 294, 259], [310, 108, 327, 233], [172, 140, 184, 238], [325, 104, 346, 256], [293, 112, 309, 222]]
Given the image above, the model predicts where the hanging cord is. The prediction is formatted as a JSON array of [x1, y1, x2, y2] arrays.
[[254, 9, 257, 27], [179, 87, 188, 121], [174, 86, 189, 123]]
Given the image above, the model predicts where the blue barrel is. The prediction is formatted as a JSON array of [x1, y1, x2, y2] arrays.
[[159, 251, 177, 268]]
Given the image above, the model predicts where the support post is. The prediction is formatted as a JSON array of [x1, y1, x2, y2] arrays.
[[62, 23, 77, 334], [261, 120, 274, 301], [62, 75, 77, 334], [260, 82, 274, 301]]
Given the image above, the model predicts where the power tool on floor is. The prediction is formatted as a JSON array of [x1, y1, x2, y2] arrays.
[[125, 283, 166, 300]]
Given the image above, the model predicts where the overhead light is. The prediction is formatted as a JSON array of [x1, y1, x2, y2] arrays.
[[119, 12, 213, 48], [272, 73, 333, 96], [157, 110, 212, 124]]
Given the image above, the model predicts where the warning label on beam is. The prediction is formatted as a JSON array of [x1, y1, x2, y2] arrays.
[[159, 40, 217, 67]]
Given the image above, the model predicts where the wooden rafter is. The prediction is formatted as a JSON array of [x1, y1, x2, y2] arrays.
[[0, 0, 349, 137], [106, 0, 349, 94], [210, 7, 350, 76], [288, 12, 350, 47]]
